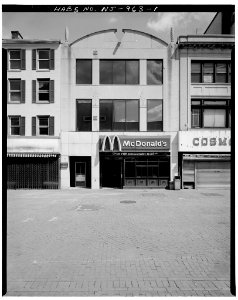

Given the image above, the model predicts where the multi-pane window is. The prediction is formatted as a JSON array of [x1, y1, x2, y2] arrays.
[[76, 60, 92, 84], [147, 100, 163, 131], [191, 61, 231, 83], [147, 60, 163, 85], [32, 49, 54, 70], [76, 100, 92, 131], [32, 116, 54, 136], [100, 60, 139, 84], [8, 79, 25, 103], [8, 116, 25, 136], [8, 49, 26, 70], [191, 99, 230, 128], [100, 99, 139, 131], [32, 79, 54, 103], [38, 79, 50, 102]]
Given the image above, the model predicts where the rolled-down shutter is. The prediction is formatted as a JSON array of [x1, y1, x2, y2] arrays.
[[49, 80, 54, 103], [32, 117, 36, 136], [20, 117, 25, 136], [21, 80, 25, 103], [49, 116, 54, 136]]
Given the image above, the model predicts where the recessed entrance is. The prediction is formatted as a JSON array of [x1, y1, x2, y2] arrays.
[[70, 156, 91, 188], [100, 157, 122, 188]]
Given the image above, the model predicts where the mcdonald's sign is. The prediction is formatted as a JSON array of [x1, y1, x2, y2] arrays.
[[100, 136, 170, 152]]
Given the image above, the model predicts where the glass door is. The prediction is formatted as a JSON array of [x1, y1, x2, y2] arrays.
[[75, 162, 86, 187]]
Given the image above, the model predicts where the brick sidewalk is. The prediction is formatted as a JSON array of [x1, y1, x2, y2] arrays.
[[6, 188, 232, 296]]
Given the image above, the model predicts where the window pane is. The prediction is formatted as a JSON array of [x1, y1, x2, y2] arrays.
[[100, 100, 113, 131], [113, 60, 125, 84], [125, 161, 135, 177], [10, 80, 21, 90], [228, 64, 231, 83], [126, 100, 138, 122], [113, 100, 126, 130], [39, 60, 50, 69], [126, 61, 139, 84], [11, 117, 20, 126], [203, 109, 226, 127], [216, 74, 227, 83], [10, 50, 20, 59], [76, 100, 92, 131], [38, 50, 50, 59], [203, 100, 227, 105], [39, 93, 50, 101], [147, 100, 163, 131], [148, 162, 159, 177], [191, 100, 201, 105], [10, 92, 21, 102], [191, 109, 201, 128], [203, 63, 214, 83], [39, 81, 49, 90], [11, 127, 20, 135], [216, 63, 226, 73], [10, 60, 21, 69], [191, 74, 201, 83], [147, 60, 163, 84], [191, 62, 201, 73], [136, 163, 147, 177], [39, 117, 49, 126], [76, 60, 92, 84], [100, 60, 113, 84], [39, 127, 49, 135]]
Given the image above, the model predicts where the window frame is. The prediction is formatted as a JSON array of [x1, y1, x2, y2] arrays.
[[191, 61, 231, 84], [8, 79, 21, 103], [99, 99, 139, 131], [38, 116, 50, 136], [37, 49, 50, 70], [76, 59, 92, 85], [76, 99, 92, 132], [191, 99, 230, 128], [37, 79, 50, 103], [8, 49, 21, 70], [99, 60, 139, 85], [147, 59, 163, 85], [8, 116, 21, 136], [147, 99, 163, 131]]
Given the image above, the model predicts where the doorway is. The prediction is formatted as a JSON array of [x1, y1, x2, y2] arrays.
[[70, 156, 91, 188], [101, 157, 122, 188]]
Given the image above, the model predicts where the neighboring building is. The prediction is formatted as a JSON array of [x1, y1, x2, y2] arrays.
[[204, 11, 235, 35], [177, 34, 234, 188], [4, 31, 61, 189], [3, 19, 234, 190]]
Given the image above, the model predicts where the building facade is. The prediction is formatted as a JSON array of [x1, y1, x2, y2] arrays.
[[3, 26, 234, 190]]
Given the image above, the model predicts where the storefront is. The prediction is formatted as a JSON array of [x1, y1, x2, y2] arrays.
[[100, 135, 171, 188], [178, 131, 231, 189], [7, 153, 60, 189]]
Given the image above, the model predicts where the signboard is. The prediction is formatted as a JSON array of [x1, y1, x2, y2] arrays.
[[60, 162, 68, 169], [178, 130, 231, 152], [100, 135, 170, 152]]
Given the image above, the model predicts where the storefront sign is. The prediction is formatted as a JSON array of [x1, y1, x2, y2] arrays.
[[101, 135, 170, 152], [178, 131, 231, 152], [60, 162, 68, 169]]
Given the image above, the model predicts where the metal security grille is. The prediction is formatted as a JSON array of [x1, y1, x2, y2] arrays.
[[7, 157, 59, 189]]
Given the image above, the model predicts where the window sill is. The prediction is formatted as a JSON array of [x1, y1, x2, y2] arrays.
[[8, 102, 22, 104], [36, 69, 51, 72], [35, 101, 51, 104], [8, 70, 22, 72]]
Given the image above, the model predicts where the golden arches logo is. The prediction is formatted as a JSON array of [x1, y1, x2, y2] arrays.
[[101, 135, 122, 151]]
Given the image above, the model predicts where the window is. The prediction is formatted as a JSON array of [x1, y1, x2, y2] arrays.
[[76, 60, 92, 84], [147, 60, 163, 85], [191, 99, 230, 128], [32, 49, 54, 70], [76, 100, 92, 131], [8, 116, 25, 136], [147, 100, 163, 131], [8, 79, 25, 103], [8, 49, 25, 70], [32, 116, 54, 136], [100, 60, 139, 84], [100, 99, 139, 131], [32, 79, 54, 103], [191, 61, 231, 83]]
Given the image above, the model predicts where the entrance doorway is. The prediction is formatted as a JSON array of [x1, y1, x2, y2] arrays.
[[70, 156, 91, 188], [101, 157, 122, 188]]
